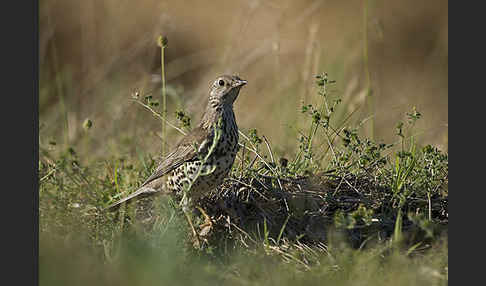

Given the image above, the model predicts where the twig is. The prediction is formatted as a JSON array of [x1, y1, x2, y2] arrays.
[[228, 177, 270, 201], [40, 167, 56, 182], [262, 135, 284, 191], [132, 99, 187, 136], [238, 130, 281, 181]]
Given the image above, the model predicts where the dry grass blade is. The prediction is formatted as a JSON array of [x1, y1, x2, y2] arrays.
[[131, 98, 187, 136]]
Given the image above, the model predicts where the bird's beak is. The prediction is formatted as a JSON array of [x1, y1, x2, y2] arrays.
[[233, 79, 247, 87]]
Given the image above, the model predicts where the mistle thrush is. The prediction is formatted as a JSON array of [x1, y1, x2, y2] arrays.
[[106, 75, 247, 211]]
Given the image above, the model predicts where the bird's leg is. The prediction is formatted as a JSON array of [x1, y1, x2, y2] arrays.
[[180, 188, 203, 248], [196, 206, 213, 229], [183, 209, 201, 249]]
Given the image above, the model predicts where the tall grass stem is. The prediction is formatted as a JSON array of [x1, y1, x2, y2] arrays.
[[159, 36, 168, 156]]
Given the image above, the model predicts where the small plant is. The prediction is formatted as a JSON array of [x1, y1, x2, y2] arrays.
[[82, 118, 93, 131], [175, 109, 191, 131], [291, 73, 337, 174]]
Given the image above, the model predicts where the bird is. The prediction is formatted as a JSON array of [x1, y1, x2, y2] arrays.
[[105, 75, 247, 240]]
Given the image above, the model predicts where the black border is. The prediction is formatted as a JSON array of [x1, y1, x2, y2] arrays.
[[448, 1, 481, 284], [34, 0, 40, 284], [2, 1, 38, 285]]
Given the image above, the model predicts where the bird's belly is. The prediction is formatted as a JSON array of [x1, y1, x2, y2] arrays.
[[165, 150, 237, 200]]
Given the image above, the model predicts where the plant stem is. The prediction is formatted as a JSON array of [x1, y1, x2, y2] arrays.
[[160, 42, 167, 156]]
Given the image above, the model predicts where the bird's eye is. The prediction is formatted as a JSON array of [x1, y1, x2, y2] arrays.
[[218, 80, 225, 86]]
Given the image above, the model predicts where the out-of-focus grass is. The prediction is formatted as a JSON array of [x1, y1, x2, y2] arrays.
[[40, 219, 448, 286], [40, 173, 448, 286]]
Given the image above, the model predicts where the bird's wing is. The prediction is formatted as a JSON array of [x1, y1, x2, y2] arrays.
[[140, 126, 212, 187]]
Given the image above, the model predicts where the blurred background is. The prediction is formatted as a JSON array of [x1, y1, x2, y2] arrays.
[[39, 0, 448, 162]]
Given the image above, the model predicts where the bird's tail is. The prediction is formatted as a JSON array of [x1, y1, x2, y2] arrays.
[[104, 186, 161, 211]]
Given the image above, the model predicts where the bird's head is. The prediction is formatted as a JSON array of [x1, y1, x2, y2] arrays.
[[208, 75, 247, 108]]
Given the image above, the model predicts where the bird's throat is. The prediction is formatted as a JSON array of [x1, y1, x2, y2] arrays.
[[200, 103, 235, 131]]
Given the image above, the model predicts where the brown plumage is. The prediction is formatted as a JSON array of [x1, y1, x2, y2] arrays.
[[105, 75, 247, 210]]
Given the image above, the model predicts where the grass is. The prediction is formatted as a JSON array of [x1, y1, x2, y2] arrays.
[[39, 71, 448, 285]]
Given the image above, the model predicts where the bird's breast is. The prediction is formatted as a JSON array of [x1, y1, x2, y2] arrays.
[[165, 108, 239, 200]]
